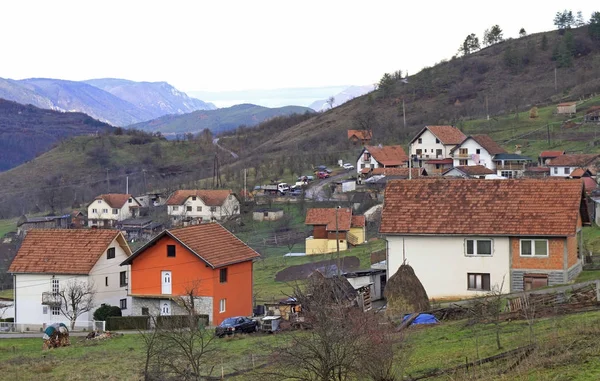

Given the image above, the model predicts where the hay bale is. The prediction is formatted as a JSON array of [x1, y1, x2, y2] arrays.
[[384, 263, 430, 318]]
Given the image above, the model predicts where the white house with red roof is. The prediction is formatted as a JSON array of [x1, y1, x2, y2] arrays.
[[9, 229, 133, 326], [409, 125, 466, 174], [87, 194, 142, 228], [356, 145, 408, 176], [449, 134, 507, 170], [166, 189, 240, 226]]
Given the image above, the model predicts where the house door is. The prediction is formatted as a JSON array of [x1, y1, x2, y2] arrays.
[[523, 274, 548, 291], [161, 300, 171, 316], [161, 271, 172, 295]]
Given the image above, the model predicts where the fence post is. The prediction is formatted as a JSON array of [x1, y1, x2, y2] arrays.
[[595, 280, 600, 302]]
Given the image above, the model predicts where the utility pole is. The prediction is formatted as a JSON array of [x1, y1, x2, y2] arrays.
[[402, 99, 406, 129], [409, 143, 412, 180], [335, 206, 341, 276], [547, 124, 551, 145], [126, 176, 129, 194], [106, 169, 110, 193], [142, 170, 147, 193], [554, 68, 558, 92], [485, 95, 489, 120], [243, 168, 247, 202]]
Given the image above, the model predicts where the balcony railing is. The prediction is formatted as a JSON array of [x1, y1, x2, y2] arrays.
[[453, 153, 470, 158], [496, 163, 528, 170], [42, 292, 61, 306], [415, 154, 444, 159]]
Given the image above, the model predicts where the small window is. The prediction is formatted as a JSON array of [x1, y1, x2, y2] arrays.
[[467, 273, 491, 291], [220, 268, 228, 283], [107, 247, 116, 259], [459, 148, 468, 155], [42, 306, 48, 314], [192, 196, 197, 201], [186, 206, 192, 212], [416, 149, 422, 155], [120, 271, 127, 287], [220, 299, 226, 313], [418, 138, 422, 144], [141, 307, 149, 316], [210, 206, 217, 212], [92, 208, 98, 213], [128, 198, 132, 203], [112, 208, 119, 215], [51, 306, 60, 316], [102, 209, 108, 214], [436, 149, 442, 157], [105, 277, 108, 287], [167, 245, 176, 257], [564, 167, 570, 175], [435, 138, 440, 144], [465, 239, 492, 256], [197, 206, 202, 212], [476, 149, 481, 154], [459, 159, 468, 166], [521, 239, 548, 256], [120, 298, 127, 310], [173, 206, 179, 211], [553, 167, 558, 174], [97, 200, 102, 204]]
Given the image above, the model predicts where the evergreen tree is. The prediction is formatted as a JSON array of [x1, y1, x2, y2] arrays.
[[483, 25, 504, 46], [459, 33, 481, 55], [519, 28, 527, 38], [589, 12, 600, 41]]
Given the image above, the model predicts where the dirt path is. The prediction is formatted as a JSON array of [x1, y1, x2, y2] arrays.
[[212, 138, 239, 159]]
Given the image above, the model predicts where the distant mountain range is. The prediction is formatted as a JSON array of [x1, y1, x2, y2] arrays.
[[130, 103, 314, 136], [0, 77, 215, 126], [308, 85, 373, 111], [0, 98, 114, 171]]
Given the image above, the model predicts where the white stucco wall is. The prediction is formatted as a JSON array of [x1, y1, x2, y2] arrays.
[[410, 130, 456, 159], [386, 235, 510, 299], [549, 166, 575, 177], [451, 139, 495, 170], [87, 198, 137, 226], [168, 194, 240, 222], [356, 149, 381, 173]]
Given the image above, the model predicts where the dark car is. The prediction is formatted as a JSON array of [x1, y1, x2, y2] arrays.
[[290, 189, 303, 197], [215, 316, 258, 337]]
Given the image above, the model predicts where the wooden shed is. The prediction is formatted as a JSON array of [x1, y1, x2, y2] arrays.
[[557, 102, 577, 114], [253, 208, 284, 222]]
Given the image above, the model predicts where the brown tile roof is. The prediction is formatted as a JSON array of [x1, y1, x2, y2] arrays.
[[351, 215, 366, 228], [370, 167, 427, 178], [380, 178, 586, 236], [569, 168, 587, 178], [446, 165, 496, 176], [305, 208, 352, 231], [95, 194, 133, 209], [426, 158, 454, 164], [9, 229, 127, 274], [539, 150, 565, 158], [166, 189, 234, 206], [585, 106, 600, 114], [122, 223, 259, 268], [558, 102, 576, 106], [525, 167, 551, 173], [548, 154, 600, 167], [583, 178, 597, 193], [412, 126, 466, 145], [364, 145, 408, 166], [464, 135, 507, 155], [347, 130, 372, 141]]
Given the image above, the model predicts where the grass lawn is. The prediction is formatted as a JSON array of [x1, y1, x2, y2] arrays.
[[583, 225, 600, 255], [0, 290, 12, 300], [0, 219, 16, 239]]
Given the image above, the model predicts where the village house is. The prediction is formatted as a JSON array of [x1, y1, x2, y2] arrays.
[[548, 154, 600, 177], [356, 145, 408, 177], [120, 223, 260, 325], [9, 229, 133, 326], [557, 102, 577, 115], [166, 189, 240, 226], [409, 125, 466, 174], [87, 194, 142, 228], [538, 150, 565, 166], [442, 165, 496, 179], [305, 208, 366, 255], [347, 130, 372, 145], [492, 153, 533, 178], [135, 193, 167, 208], [253, 208, 284, 222], [115, 218, 164, 240], [450, 134, 507, 170], [70, 210, 87, 228], [380, 179, 589, 299], [584, 106, 600, 123], [16, 214, 71, 237]]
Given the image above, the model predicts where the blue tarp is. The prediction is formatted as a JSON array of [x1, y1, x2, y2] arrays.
[[402, 313, 439, 326]]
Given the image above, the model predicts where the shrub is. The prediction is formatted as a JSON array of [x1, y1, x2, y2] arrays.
[[93, 304, 122, 321], [106, 316, 149, 331]]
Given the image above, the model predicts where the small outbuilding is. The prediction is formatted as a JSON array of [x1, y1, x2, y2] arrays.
[[253, 208, 284, 222], [557, 102, 577, 115]]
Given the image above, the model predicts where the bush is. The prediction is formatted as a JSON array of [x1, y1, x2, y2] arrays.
[[93, 304, 122, 321], [156, 314, 209, 329], [106, 316, 149, 331]]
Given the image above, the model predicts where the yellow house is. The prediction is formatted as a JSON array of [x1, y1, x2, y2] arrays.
[[305, 208, 366, 255]]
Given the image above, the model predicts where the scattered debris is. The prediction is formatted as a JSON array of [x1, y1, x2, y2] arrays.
[[42, 323, 70, 350]]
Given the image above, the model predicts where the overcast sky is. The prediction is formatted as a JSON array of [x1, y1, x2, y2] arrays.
[[1, 1, 596, 92]]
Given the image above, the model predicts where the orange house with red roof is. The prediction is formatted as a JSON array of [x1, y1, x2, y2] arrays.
[[121, 223, 259, 324]]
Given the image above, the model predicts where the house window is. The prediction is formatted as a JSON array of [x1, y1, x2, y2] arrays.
[[192, 196, 197, 201], [459, 160, 468, 166], [120, 271, 127, 287], [167, 245, 176, 257], [467, 273, 491, 291], [436, 149, 442, 157], [102, 209, 108, 214], [220, 268, 228, 283], [465, 239, 493, 256], [128, 198, 132, 203], [42, 306, 48, 315], [112, 208, 119, 214], [418, 138, 422, 144], [500, 171, 513, 178], [459, 148, 468, 156], [186, 206, 192, 212], [51, 306, 60, 316], [107, 247, 116, 259], [416, 149, 422, 156], [173, 206, 179, 211], [219, 299, 226, 313], [553, 167, 558, 174], [564, 167, 570, 175], [120, 298, 127, 310], [52, 279, 59, 295], [105, 277, 108, 287], [476, 149, 481, 154], [92, 208, 98, 213], [210, 206, 217, 212], [520, 239, 548, 256], [97, 200, 102, 204], [197, 206, 202, 212], [141, 307, 149, 316]]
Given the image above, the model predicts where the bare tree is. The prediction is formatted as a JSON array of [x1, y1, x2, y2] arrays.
[[326, 96, 335, 110], [57, 279, 96, 330]]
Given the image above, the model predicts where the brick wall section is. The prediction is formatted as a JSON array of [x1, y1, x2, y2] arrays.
[[567, 235, 578, 268], [511, 237, 565, 270]]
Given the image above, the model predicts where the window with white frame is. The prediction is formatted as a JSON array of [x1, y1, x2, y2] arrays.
[[112, 208, 118, 214], [501, 171, 514, 178], [102, 208, 108, 214], [92, 208, 97, 213], [172, 206, 179, 211], [418, 138, 422, 144], [553, 167, 558, 174], [520, 239, 548, 256], [219, 299, 226, 313], [52, 279, 59, 295], [120, 298, 127, 310], [186, 206, 192, 212], [51, 306, 60, 316], [564, 167, 570, 174], [210, 206, 217, 212], [97, 200, 102, 204], [465, 239, 493, 256], [467, 273, 490, 291], [197, 206, 202, 212]]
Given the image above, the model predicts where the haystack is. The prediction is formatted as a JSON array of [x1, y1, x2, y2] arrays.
[[384, 263, 430, 318]]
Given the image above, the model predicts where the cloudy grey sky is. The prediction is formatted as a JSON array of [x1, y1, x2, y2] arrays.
[[1, 1, 596, 92]]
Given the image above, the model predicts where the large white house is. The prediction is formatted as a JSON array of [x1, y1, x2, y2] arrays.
[[409, 125, 466, 175], [356, 145, 408, 175], [380, 178, 588, 298], [166, 190, 240, 225], [547, 154, 600, 177], [449, 134, 506, 170], [87, 194, 142, 228], [9, 229, 133, 326]]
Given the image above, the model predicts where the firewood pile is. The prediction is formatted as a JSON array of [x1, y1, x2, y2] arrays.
[[85, 330, 120, 340]]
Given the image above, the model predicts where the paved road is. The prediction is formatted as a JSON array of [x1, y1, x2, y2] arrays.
[[305, 172, 349, 201], [212, 138, 239, 159]]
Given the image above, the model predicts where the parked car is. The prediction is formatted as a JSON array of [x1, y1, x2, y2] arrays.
[[342, 163, 355, 170], [317, 171, 330, 179], [290, 189, 303, 197], [215, 317, 258, 337]]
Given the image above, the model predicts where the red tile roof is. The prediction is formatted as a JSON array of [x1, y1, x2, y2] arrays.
[[94, 194, 133, 209], [548, 154, 600, 167], [9, 229, 127, 274], [525, 167, 551, 173], [351, 215, 366, 228], [569, 168, 587, 178], [166, 190, 234, 206], [452, 135, 506, 155], [370, 167, 427, 178], [583, 177, 597, 194], [305, 208, 353, 231], [347, 130, 372, 141], [539, 150, 565, 158], [558, 102, 576, 106], [446, 165, 495, 176], [364, 145, 408, 166], [122, 223, 260, 268], [411, 126, 466, 145], [380, 178, 587, 236], [426, 158, 454, 165]]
